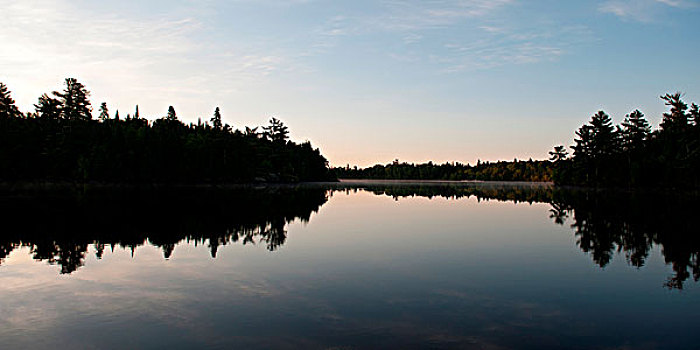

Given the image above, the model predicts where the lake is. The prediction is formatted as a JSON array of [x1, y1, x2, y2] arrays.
[[0, 181, 698, 349]]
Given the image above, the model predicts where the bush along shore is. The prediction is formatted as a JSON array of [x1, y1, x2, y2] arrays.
[[0, 79, 335, 184]]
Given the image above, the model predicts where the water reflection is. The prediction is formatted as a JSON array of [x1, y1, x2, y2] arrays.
[[0, 186, 328, 273], [1, 182, 698, 289], [334, 181, 700, 290]]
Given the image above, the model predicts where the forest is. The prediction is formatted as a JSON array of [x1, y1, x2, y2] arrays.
[[336, 92, 700, 188], [334, 159, 553, 182], [551, 93, 700, 188], [0, 79, 335, 184]]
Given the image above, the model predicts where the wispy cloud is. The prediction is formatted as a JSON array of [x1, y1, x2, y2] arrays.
[[436, 24, 594, 72], [599, 0, 696, 22], [310, 1, 591, 72], [0, 0, 290, 116]]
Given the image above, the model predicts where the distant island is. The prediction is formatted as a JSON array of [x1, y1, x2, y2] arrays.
[[0, 79, 335, 184], [335, 92, 700, 189]]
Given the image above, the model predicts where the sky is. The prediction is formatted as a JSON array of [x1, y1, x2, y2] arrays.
[[1, 0, 699, 167]]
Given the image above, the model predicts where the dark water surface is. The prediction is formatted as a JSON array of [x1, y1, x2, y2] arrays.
[[0, 182, 698, 349]]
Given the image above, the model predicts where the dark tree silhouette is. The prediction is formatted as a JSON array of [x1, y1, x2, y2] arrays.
[[263, 117, 289, 143], [660, 92, 688, 133], [553, 92, 700, 188], [98, 102, 109, 121], [167, 105, 177, 120], [549, 145, 567, 162], [619, 110, 650, 151], [211, 107, 223, 130], [0, 82, 22, 118], [54, 78, 92, 120], [0, 78, 335, 184], [34, 93, 62, 119], [335, 160, 553, 182]]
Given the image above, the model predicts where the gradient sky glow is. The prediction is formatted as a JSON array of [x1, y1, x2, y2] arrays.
[[1, 0, 699, 166]]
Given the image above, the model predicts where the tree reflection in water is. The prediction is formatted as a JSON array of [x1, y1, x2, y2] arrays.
[[337, 182, 700, 290], [1, 182, 697, 289], [0, 185, 328, 274]]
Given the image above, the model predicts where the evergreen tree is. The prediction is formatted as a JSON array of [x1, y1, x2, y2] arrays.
[[589, 111, 619, 158], [549, 145, 568, 162], [660, 93, 688, 133], [620, 110, 650, 151], [134, 105, 140, 119], [211, 107, 223, 130], [167, 106, 177, 120], [572, 124, 594, 162], [99, 102, 109, 121], [570, 111, 619, 185], [54, 78, 92, 120], [262, 117, 289, 143], [245, 126, 259, 137], [0, 82, 22, 118], [689, 103, 700, 127], [34, 93, 62, 119], [114, 110, 120, 120]]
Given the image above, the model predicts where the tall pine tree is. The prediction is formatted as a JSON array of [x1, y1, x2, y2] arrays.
[[211, 107, 222, 130], [54, 78, 92, 120]]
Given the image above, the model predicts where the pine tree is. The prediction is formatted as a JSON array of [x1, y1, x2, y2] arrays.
[[620, 110, 650, 151], [167, 106, 177, 120], [34, 93, 62, 120], [689, 103, 700, 127], [54, 78, 92, 120], [134, 105, 140, 119], [660, 93, 688, 133], [211, 107, 223, 130], [0, 82, 22, 118], [572, 124, 594, 162], [99, 102, 109, 121], [548, 145, 568, 162], [262, 117, 289, 143], [589, 111, 619, 158]]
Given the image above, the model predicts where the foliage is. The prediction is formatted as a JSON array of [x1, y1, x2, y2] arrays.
[[0, 80, 335, 184], [335, 159, 553, 182], [54, 78, 92, 120], [0, 82, 22, 118], [553, 92, 700, 188], [262, 117, 289, 143]]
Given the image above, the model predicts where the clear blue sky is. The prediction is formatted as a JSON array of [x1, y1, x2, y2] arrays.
[[1, 0, 699, 166]]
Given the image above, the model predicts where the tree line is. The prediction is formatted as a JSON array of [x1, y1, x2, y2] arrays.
[[334, 159, 553, 182], [335, 91, 699, 188], [0, 79, 335, 184], [550, 93, 700, 187]]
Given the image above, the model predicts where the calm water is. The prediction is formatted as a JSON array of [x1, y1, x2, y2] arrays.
[[0, 182, 698, 349]]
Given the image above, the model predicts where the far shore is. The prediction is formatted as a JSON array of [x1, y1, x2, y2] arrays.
[[338, 179, 553, 186]]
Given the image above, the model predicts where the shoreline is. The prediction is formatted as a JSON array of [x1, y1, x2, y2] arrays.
[[0, 179, 697, 196]]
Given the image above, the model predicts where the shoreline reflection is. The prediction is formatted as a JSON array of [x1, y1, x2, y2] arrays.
[[1, 183, 697, 289]]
